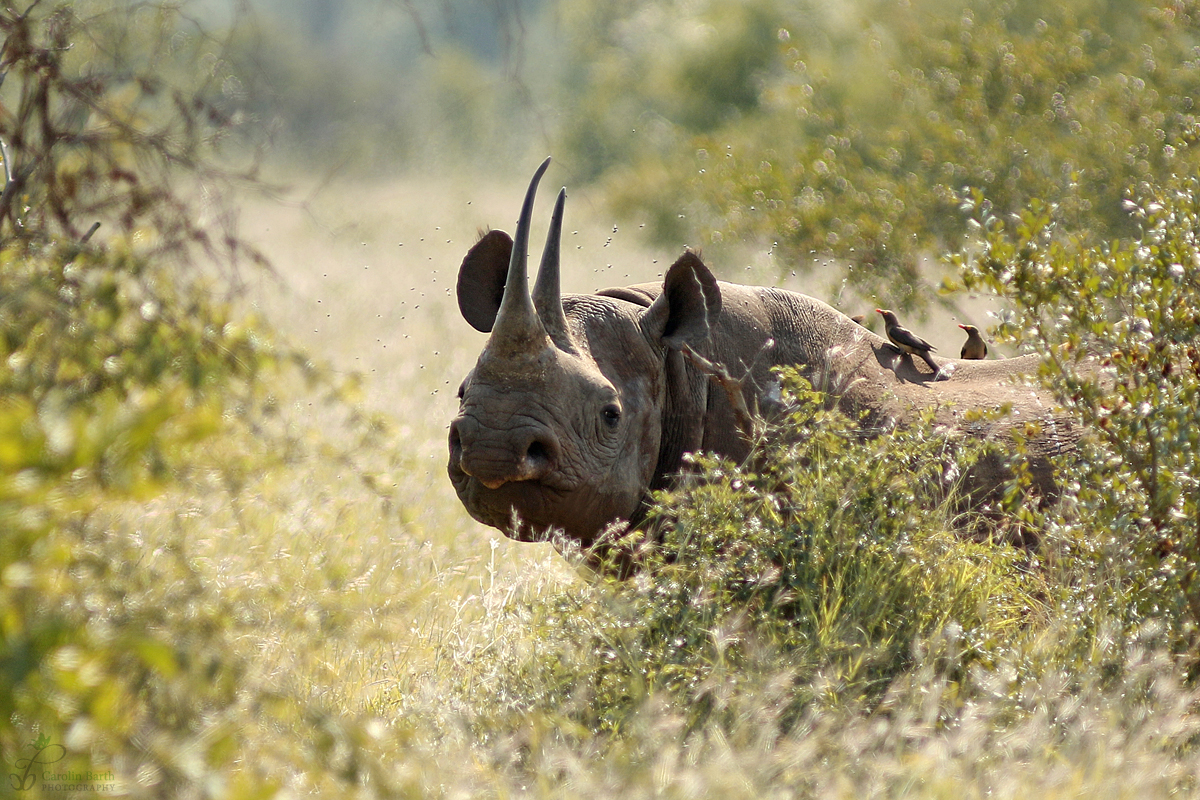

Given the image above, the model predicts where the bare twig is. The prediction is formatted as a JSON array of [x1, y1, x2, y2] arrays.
[[680, 342, 776, 443], [397, 0, 433, 56], [0, 160, 35, 233], [0, 3, 272, 274], [744, 336, 778, 378], [0, 137, 11, 190]]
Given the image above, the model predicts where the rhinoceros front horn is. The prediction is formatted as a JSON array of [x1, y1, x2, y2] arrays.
[[489, 157, 552, 356]]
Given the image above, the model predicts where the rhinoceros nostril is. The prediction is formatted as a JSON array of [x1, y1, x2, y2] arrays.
[[517, 433, 560, 481], [448, 421, 468, 470], [525, 439, 552, 467]]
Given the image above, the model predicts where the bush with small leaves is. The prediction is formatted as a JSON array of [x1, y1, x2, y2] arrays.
[[425, 371, 1041, 742], [956, 172, 1200, 656], [0, 4, 280, 794], [556, 0, 1200, 309]]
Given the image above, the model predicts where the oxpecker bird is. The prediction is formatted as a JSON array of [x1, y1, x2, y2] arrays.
[[876, 308, 941, 377], [958, 324, 988, 360]]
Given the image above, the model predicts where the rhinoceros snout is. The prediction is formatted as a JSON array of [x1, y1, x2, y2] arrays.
[[449, 415, 560, 490]]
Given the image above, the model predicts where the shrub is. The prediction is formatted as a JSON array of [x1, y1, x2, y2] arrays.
[[406, 370, 1041, 745], [956, 173, 1200, 655], [0, 4, 279, 793], [555, 0, 1200, 308], [616, 372, 1036, 718], [0, 2, 264, 264]]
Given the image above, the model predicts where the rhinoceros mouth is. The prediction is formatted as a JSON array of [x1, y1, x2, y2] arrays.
[[448, 452, 553, 499], [447, 455, 623, 543], [451, 472, 568, 539], [460, 445, 563, 490]]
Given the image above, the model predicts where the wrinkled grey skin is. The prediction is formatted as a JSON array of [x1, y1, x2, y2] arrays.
[[448, 159, 1072, 555]]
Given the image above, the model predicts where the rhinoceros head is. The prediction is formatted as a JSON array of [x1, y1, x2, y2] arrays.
[[448, 158, 720, 547]]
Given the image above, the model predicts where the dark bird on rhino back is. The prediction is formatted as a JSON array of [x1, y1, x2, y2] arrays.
[[447, 158, 1073, 563], [959, 324, 989, 360], [876, 308, 942, 378]]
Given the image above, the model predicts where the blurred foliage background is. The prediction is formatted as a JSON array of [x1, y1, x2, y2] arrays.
[[225, 0, 1199, 307], [4, 0, 1200, 797]]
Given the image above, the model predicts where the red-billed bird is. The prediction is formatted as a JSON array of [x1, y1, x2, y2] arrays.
[[958, 324, 988, 360], [876, 308, 941, 376]]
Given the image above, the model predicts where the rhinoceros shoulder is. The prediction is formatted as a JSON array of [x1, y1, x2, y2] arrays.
[[595, 283, 661, 307]]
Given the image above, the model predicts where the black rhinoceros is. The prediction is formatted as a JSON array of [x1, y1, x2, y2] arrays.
[[448, 158, 1070, 554]]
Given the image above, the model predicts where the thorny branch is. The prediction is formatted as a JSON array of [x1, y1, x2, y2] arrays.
[[680, 338, 776, 443], [0, 3, 271, 279], [397, 0, 433, 56]]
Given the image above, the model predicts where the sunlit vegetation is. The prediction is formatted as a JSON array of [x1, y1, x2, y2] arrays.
[[956, 174, 1200, 649], [554, 0, 1200, 308], [2, 0, 1200, 797]]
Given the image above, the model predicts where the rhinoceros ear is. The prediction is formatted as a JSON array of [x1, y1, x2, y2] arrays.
[[641, 250, 722, 349], [457, 229, 514, 333]]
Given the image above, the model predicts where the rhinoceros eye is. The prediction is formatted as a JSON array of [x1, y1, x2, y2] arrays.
[[601, 403, 621, 427]]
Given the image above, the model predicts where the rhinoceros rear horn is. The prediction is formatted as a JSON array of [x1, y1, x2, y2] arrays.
[[533, 187, 572, 350], [490, 157, 552, 354]]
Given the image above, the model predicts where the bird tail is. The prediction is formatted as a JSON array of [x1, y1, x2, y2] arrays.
[[920, 351, 941, 375]]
